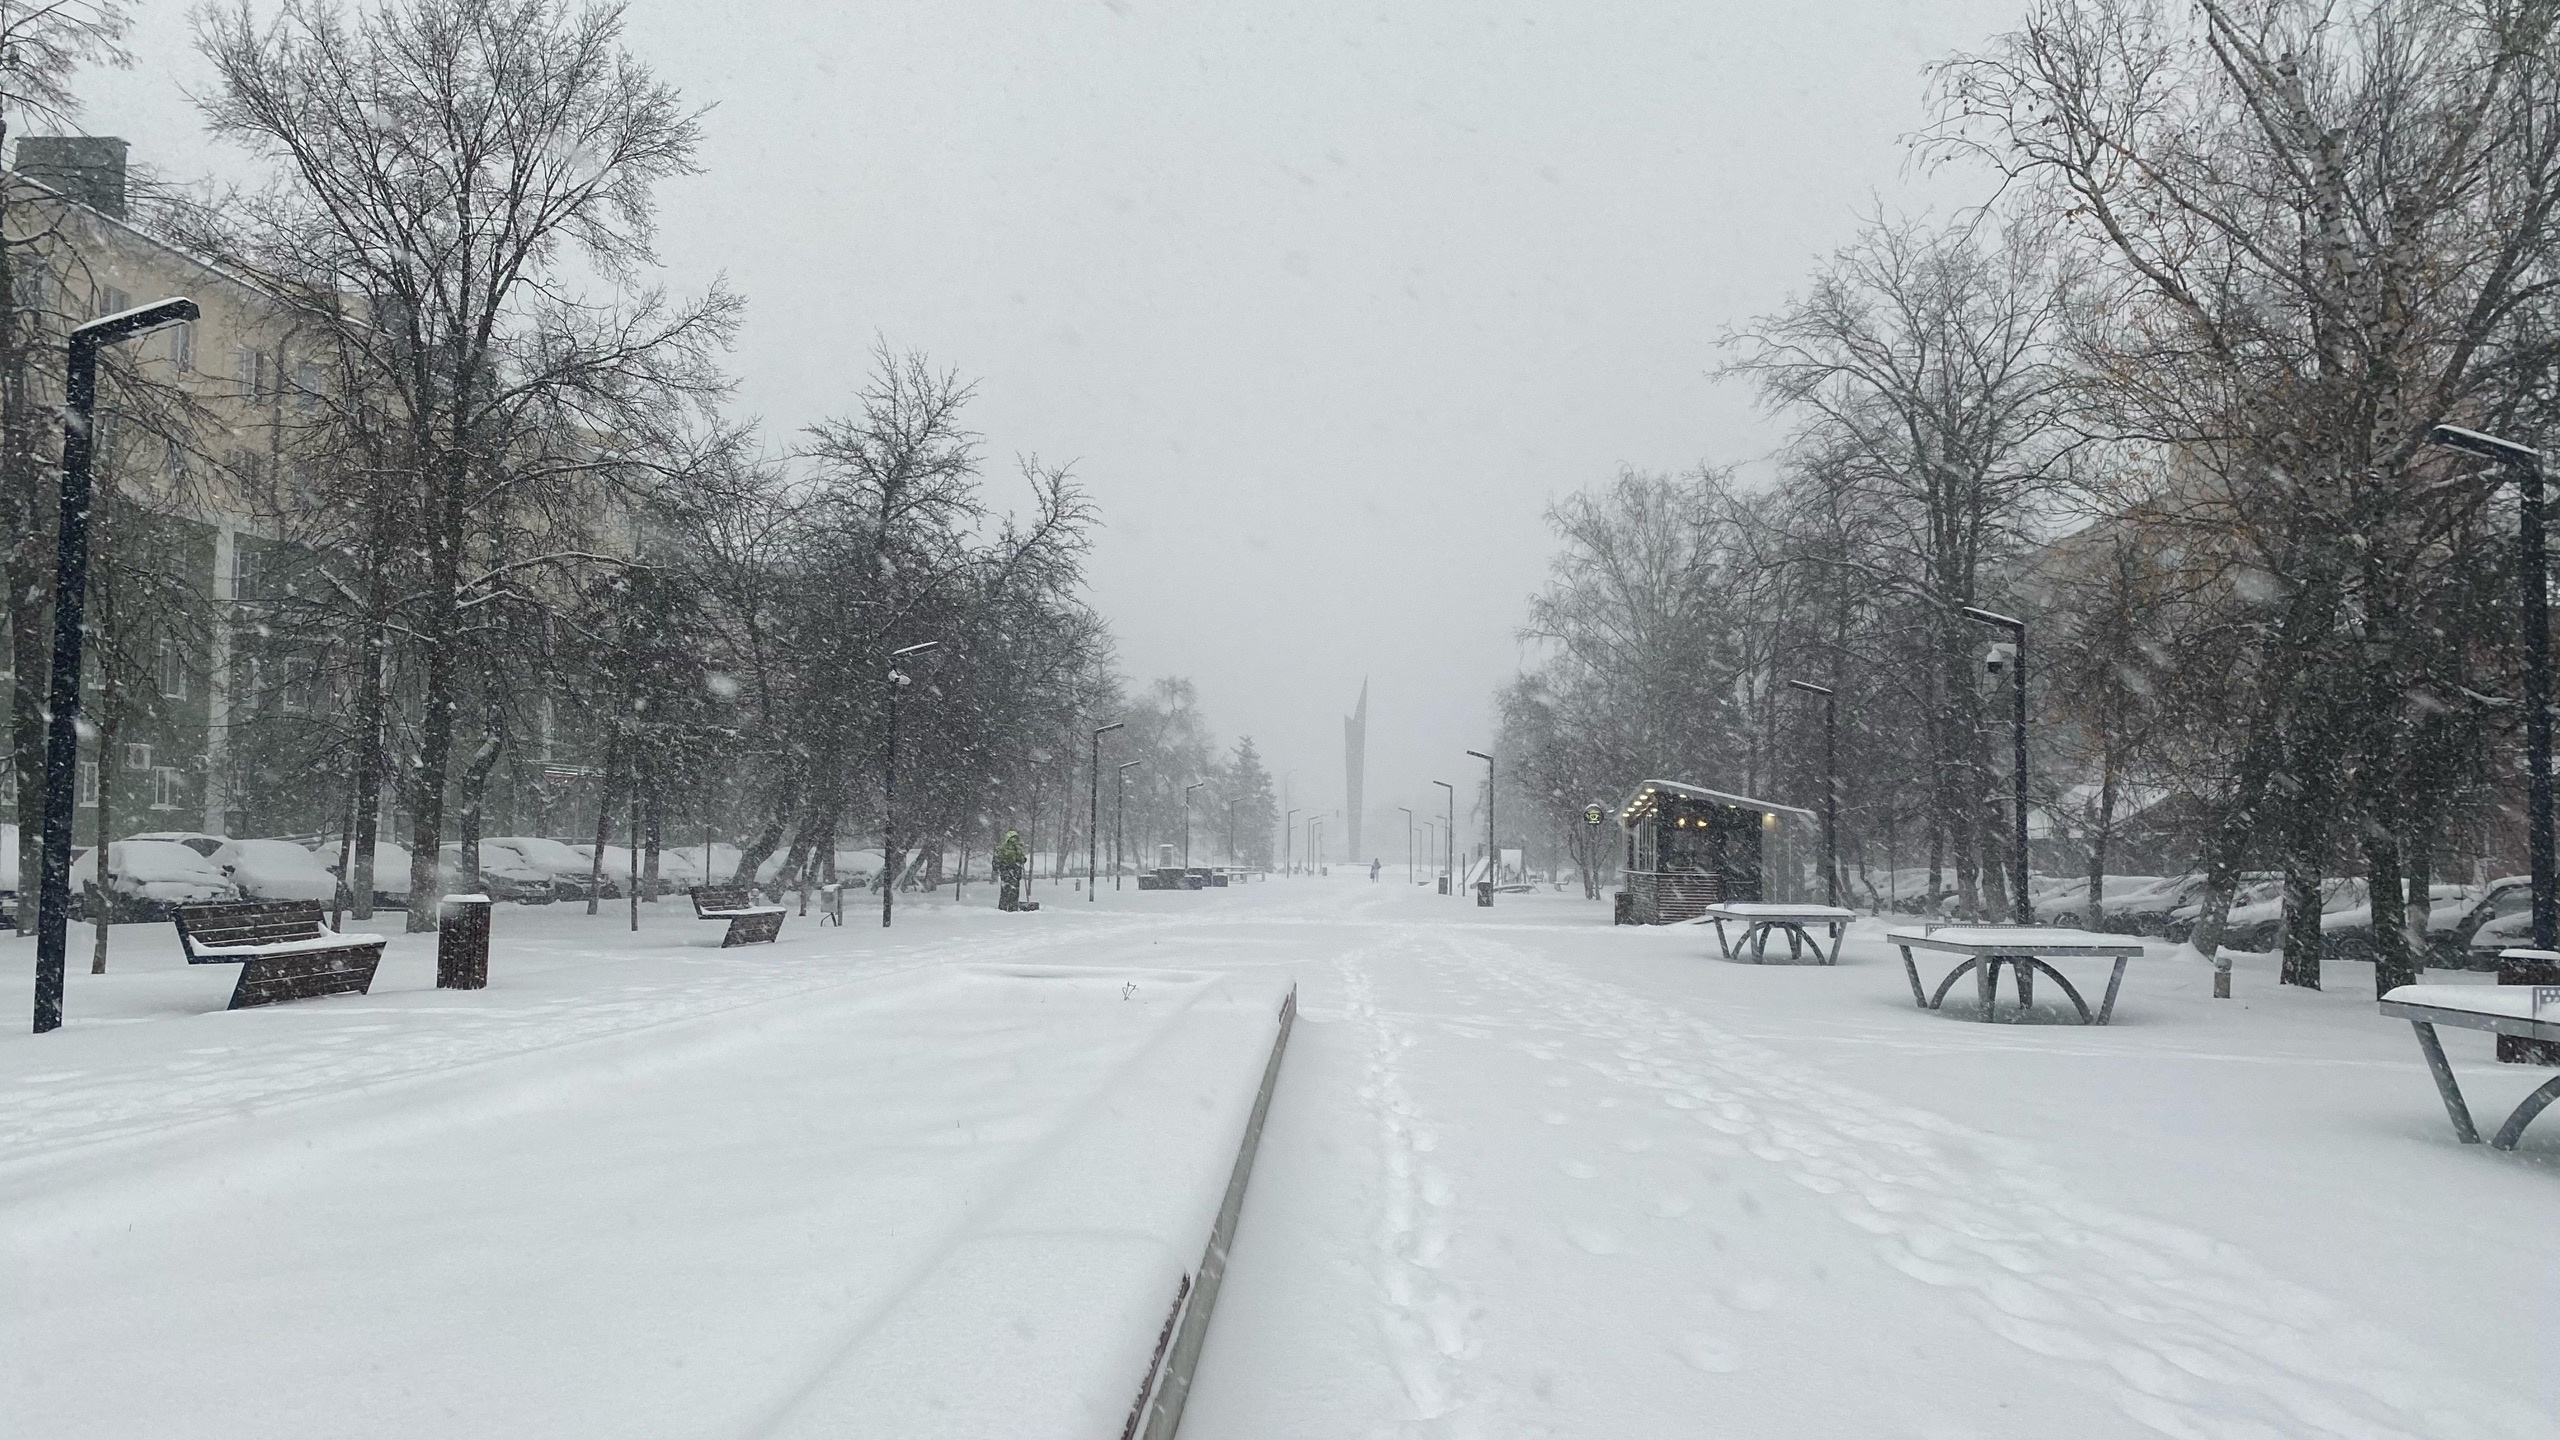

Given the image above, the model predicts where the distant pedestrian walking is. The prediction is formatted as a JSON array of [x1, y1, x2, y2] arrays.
[[1370, 858, 1381, 882], [995, 830, 1027, 912]]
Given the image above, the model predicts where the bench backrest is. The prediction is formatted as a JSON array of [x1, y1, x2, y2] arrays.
[[693, 884, 757, 911], [174, 900, 330, 949]]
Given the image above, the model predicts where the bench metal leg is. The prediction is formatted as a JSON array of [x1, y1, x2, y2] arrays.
[[1785, 926, 1804, 962], [1977, 955, 1998, 1022], [2490, 1075, 2560, 1151], [1751, 924, 1769, 963], [1710, 917, 1733, 959], [2096, 956, 2130, 1025], [2409, 1021, 2482, 1145], [1929, 958, 1989, 1012], [2014, 953, 2034, 1014], [1901, 946, 1929, 1007]]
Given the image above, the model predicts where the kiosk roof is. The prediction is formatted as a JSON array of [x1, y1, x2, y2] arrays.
[[1618, 779, 1816, 826]]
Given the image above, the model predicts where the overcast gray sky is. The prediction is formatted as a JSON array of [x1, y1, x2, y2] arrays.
[[90, 0, 2024, 840]]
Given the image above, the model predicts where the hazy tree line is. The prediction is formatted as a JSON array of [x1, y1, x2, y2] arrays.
[[2, 0, 1273, 936], [1501, 0, 2560, 999]]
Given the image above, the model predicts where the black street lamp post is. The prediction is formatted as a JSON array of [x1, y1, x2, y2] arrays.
[[1465, 750, 1495, 906], [1284, 807, 1299, 876], [881, 640, 940, 928], [1432, 780, 1454, 896], [34, 297, 200, 1033], [2432, 424, 2556, 951], [1786, 679, 1839, 907], [1960, 606, 2032, 925], [1183, 782, 1205, 868], [1398, 804, 1415, 884], [1089, 720, 1123, 901]]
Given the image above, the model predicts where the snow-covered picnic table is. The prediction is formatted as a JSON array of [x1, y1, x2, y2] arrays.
[[1887, 925, 2145, 1024], [1700, 902, 1857, 965], [2379, 970, 2560, 1151]]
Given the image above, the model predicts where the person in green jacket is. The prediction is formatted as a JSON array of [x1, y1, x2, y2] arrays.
[[995, 830, 1027, 912]]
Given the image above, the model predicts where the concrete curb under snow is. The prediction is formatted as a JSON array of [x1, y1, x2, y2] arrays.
[[1125, 985, 1299, 1440]]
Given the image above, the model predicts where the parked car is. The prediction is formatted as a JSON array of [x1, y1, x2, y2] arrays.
[[2096, 873, 2214, 936], [437, 842, 555, 904], [311, 840, 417, 905], [208, 838, 340, 902], [573, 843, 707, 897], [73, 838, 241, 921], [483, 836, 617, 901], [2032, 875, 2166, 929], [2314, 882, 2477, 963], [125, 830, 226, 858], [2441, 876, 2536, 968]]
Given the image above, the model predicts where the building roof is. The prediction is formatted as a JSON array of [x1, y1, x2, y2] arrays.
[[1618, 779, 1816, 826]]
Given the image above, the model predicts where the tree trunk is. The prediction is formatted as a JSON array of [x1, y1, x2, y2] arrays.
[[456, 687, 505, 893], [588, 729, 620, 917], [641, 775, 662, 902], [2365, 829, 2415, 995], [2280, 857, 2323, 990], [2087, 735, 2116, 929], [731, 772, 799, 887]]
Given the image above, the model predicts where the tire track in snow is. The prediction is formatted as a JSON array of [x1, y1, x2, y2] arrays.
[[1339, 939, 1481, 1435], [1417, 924, 2546, 1440]]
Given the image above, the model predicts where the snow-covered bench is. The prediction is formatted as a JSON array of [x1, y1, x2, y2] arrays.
[[1888, 925, 2144, 1024], [1701, 902, 1858, 965], [2378, 982, 2560, 1150], [172, 900, 387, 1010], [690, 884, 785, 946]]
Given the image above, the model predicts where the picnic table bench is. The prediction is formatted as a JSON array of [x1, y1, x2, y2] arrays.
[[1701, 902, 1857, 964], [1888, 925, 2144, 1025], [2379, 980, 2560, 1151], [172, 900, 388, 1010], [690, 884, 786, 946]]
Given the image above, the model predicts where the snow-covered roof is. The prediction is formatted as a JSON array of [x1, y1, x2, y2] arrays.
[[1618, 779, 1815, 826]]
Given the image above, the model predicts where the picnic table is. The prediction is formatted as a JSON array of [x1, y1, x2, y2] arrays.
[[2379, 977, 2560, 1151], [1887, 925, 2144, 1025], [1701, 902, 1858, 964]]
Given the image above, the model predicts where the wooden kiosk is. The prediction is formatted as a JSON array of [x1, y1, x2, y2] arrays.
[[1613, 780, 1817, 925]]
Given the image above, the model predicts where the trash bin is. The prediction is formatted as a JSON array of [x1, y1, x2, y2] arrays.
[[1476, 881, 1493, 907], [1612, 891, 1634, 926], [437, 893, 491, 990], [1437, 876, 1450, 896]]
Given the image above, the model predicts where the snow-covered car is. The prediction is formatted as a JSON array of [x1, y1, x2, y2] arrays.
[[311, 840, 417, 905], [437, 842, 555, 903], [573, 843, 706, 897], [2316, 882, 2477, 963], [485, 836, 617, 900], [208, 837, 341, 902], [2441, 876, 2536, 968], [2032, 875, 2166, 929], [126, 830, 226, 858], [2102, 873, 2213, 935], [75, 839, 242, 920]]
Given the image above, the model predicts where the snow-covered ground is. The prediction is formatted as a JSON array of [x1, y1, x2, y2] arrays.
[[6, 877, 2556, 1437]]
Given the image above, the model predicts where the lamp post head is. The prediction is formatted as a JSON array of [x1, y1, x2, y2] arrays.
[[1786, 679, 1834, 697], [2431, 423, 2544, 470], [1094, 719, 1125, 737], [1960, 605, 2024, 633], [1119, 760, 1142, 772], [890, 640, 941, 659], [74, 297, 199, 349]]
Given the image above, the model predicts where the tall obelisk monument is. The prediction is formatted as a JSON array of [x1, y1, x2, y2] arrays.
[[1344, 679, 1368, 862]]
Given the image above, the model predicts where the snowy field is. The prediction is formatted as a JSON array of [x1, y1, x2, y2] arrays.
[[6, 877, 2558, 1437]]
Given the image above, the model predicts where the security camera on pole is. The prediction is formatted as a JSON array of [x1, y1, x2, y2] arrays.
[[1960, 606, 2031, 925]]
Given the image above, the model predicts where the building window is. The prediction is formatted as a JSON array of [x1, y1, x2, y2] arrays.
[[232, 540, 260, 601], [292, 360, 323, 411], [158, 637, 189, 699], [170, 320, 195, 372], [123, 742, 151, 772], [77, 760, 98, 808], [233, 345, 272, 400], [14, 259, 52, 312], [92, 283, 129, 319], [151, 766, 183, 811], [281, 657, 317, 712]]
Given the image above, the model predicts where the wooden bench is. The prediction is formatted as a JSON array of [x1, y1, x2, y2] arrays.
[[2378, 983, 2560, 1150], [172, 901, 388, 1010], [691, 884, 786, 946]]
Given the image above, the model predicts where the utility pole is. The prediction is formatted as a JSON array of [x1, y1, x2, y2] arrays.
[[1787, 679, 1839, 907], [1089, 720, 1123, 901], [880, 640, 940, 928]]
